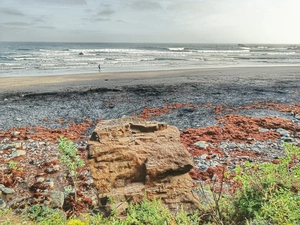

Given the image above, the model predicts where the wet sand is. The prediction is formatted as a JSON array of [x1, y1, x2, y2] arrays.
[[1, 66, 300, 96]]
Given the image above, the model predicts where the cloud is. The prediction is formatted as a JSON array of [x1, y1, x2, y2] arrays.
[[14, 0, 87, 5], [116, 19, 126, 23], [52, 0, 87, 5], [97, 9, 115, 17], [35, 25, 56, 29], [0, 8, 26, 17], [95, 18, 111, 22], [132, 0, 162, 10], [0, 22, 31, 27]]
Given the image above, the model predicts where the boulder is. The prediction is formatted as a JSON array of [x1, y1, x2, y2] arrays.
[[87, 117, 199, 213]]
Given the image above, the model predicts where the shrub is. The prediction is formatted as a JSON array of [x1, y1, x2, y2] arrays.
[[223, 143, 300, 224]]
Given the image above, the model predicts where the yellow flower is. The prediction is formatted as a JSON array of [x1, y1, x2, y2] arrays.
[[67, 219, 87, 225]]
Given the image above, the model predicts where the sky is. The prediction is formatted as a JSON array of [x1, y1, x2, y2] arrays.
[[0, 0, 300, 43]]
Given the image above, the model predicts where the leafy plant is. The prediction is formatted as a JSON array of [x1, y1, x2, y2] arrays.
[[58, 137, 85, 201], [8, 161, 18, 170], [224, 143, 300, 224], [22, 204, 66, 224]]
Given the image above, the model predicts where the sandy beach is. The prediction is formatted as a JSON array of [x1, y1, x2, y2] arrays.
[[1, 66, 300, 96]]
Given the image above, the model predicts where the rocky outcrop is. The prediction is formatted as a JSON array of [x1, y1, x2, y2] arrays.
[[87, 117, 199, 213]]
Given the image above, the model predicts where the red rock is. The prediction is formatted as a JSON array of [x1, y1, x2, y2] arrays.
[[87, 117, 200, 212]]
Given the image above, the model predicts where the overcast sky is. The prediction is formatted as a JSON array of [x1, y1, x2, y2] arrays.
[[0, 0, 299, 43]]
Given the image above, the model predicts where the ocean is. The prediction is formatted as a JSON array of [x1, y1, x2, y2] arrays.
[[0, 42, 300, 77]]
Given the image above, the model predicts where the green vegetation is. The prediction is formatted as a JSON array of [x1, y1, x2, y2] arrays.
[[18, 198, 198, 225], [58, 136, 85, 200], [208, 142, 300, 225], [8, 161, 23, 171], [1, 141, 299, 224]]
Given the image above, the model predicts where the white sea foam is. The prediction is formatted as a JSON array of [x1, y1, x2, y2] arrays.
[[168, 47, 185, 51], [1, 42, 300, 76]]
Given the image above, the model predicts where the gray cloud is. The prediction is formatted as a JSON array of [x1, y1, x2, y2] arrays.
[[35, 25, 56, 29], [52, 0, 87, 5], [19, 0, 87, 5], [31, 16, 48, 24], [0, 22, 31, 27], [0, 8, 26, 17], [97, 9, 115, 17], [132, 0, 162, 10], [116, 19, 126, 23], [95, 18, 111, 22]]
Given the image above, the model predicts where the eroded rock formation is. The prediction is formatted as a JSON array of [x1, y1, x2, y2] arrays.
[[87, 117, 199, 212]]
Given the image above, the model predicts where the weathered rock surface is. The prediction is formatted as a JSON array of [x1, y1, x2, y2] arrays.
[[87, 117, 200, 212]]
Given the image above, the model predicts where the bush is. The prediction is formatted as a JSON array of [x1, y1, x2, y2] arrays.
[[222, 143, 300, 225]]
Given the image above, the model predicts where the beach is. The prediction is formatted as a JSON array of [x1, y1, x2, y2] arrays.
[[1, 65, 300, 94], [1, 66, 300, 131], [1, 65, 300, 215]]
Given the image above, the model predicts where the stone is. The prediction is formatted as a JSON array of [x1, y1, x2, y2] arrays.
[[259, 128, 269, 133], [295, 115, 300, 120], [276, 128, 290, 137], [282, 137, 294, 142], [0, 185, 15, 194], [200, 154, 207, 160], [36, 177, 45, 183], [11, 150, 26, 158], [87, 117, 199, 213], [194, 141, 208, 149], [219, 143, 228, 149], [11, 131, 21, 136], [198, 164, 209, 171], [228, 142, 237, 149], [47, 191, 64, 208], [4, 143, 20, 150], [0, 199, 6, 208], [44, 179, 54, 188]]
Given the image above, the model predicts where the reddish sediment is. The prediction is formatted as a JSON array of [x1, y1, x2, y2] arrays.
[[137, 103, 198, 119], [1, 100, 300, 215], [0, 120, 93, 142]]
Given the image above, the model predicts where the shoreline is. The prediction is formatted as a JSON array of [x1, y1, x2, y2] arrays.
[[1, 65, 300, 96]]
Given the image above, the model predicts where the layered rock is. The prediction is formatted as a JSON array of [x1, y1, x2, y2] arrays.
[[87, 117, 199, 212]]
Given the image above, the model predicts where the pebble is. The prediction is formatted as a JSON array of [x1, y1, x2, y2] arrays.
[[0, 199, 6, 208], [44, 179, 54, 188], [228, 142, 237, 149], [11, 131, 21, 136], [200, 154, 207, 160], [0, 185, 15, 194], [47, 191, 64, 208], [219, 143, 227, 149], [194, 141, 208, 149], [276, 128, 290, 137], [259, 128, 269, 133], [11, 150, 26, 158], [85, 178, 94, 185], [198, 164, 209, 171], [295, 115, 300, 120], [36, 177, 45, 183]]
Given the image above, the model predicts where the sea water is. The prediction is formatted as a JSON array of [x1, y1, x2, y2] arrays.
[[0, 42, 300, 77]]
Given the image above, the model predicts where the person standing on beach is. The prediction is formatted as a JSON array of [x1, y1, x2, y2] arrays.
[[98, 64, 101, 71]]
